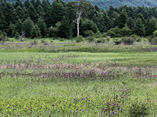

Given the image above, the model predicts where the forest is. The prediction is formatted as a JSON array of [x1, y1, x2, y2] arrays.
[[0, 0, 157, 39]]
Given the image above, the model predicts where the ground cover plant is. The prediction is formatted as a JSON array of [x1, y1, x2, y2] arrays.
[[0, 50, 157, 116], [0, 38, 157, 53]]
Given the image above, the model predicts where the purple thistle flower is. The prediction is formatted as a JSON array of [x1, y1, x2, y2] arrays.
[[70, 110, 72, 113], [99, 113, 101, 115], [82, 110, 84, 112], [18, 114, 21, 116], [76, 111, 78, 113], [35, 113, 36, 115], [40, 113, 42, 115]]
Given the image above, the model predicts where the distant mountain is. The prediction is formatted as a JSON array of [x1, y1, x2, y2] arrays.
[[7, 0, 157, 9], [63, 0, 157, 9]]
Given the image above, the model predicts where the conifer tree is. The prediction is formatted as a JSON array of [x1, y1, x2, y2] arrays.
[[28, 3, 38, 22], [15, 19, 23, 34], [16, 6, 24, 20], [37, 18, 47, 37], [31, 24, 41, 38], [23, 17, 34, 37], [117, 10, 128, 28], [146, 17, 157, 35], [134, 18, 145, 36]]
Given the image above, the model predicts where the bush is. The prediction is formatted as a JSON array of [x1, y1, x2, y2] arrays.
[[0, 33, 7, 43], [30, 40, 38, 45], [96, 38, 106, 43], [87, 36, 95, 43], [149, 36, 157, 45], [128, 99, 149, 117], [113, 38, 122, 45], [107, 27, 121, 37], [106, 36, 111, 42], [75, 36, 84, 43], [93, 32, 102, 38], [84, 30, 94, 37], [123, 37, 134, 45], [41, 40, 49, 45], [153, 30, 157, 37], [131, 34, 141, 42]]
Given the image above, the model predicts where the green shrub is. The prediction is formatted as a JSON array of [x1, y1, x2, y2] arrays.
[[96, 38, 106, 43], [41, 40, 49, 45], [84, 30, 94, 37], [93, 32, 102, 38], [149, 36, 157, 45], [7, 38, 16, 42], [131, 34, 141, 42], [106, 36, 111, 42], [87, 36, 95, 43], [113, 38, 122, 45], [30, 40, 38, 45], [0, 33, 7, 43], [59, 38, 65, 41], [153, 30, 157, 37], [129, 99, 149, 117], [123, 37, 134, 45], [75, 36, 84, 43]]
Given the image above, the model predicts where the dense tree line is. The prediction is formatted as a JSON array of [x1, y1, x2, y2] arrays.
[[0, 0, 157, 39]]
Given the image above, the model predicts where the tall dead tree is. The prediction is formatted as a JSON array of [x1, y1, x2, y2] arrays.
[[76, 0, 93, 37]]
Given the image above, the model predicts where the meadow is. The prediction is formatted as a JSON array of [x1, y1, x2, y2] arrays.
[[0, 40, 157, 117]]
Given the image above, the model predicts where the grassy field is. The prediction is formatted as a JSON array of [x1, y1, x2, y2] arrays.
[[0, 41, 157, 116]]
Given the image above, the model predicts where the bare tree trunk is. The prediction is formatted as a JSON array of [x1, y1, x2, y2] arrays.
[[76, 11, 82, 37]]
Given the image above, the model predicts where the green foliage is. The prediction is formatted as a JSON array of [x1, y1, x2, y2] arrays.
[[117, 11, 128, 28], [121, 27, 133, 36], [80, 19, 98, 37], [153, 30, 157, 37], [23, 18, 34, 37], [37, 18, 48, 38], [122, 37, 134, 45], [57, 21, 72, 39], [131, 34, 141, 42], [84, 30, 94, 37], [146, 17, 157, 36], [0, 32, 7, 43], [30, 40, 38, 45], [0, 0, 157, 38], [75, 36, 84, 43], [113, 38, 122, 45], [107, 27, 121, 37], [96, 38, 106, 43], [128, 99, 149, 117], [149, 36, 157, 45], [31, 25, 41, 39], [86, 36, 95, 43], [134, 18, 145, 36], [41, 39, 49, 45]]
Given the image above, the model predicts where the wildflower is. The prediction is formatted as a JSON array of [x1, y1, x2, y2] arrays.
[[99, 113, 101, 115], [18, 114, 21, 116], [76, 111, 78, 113], [82, 110, 84, 112], [35, 113, 36, 115], [70, 110, 72, 113]]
